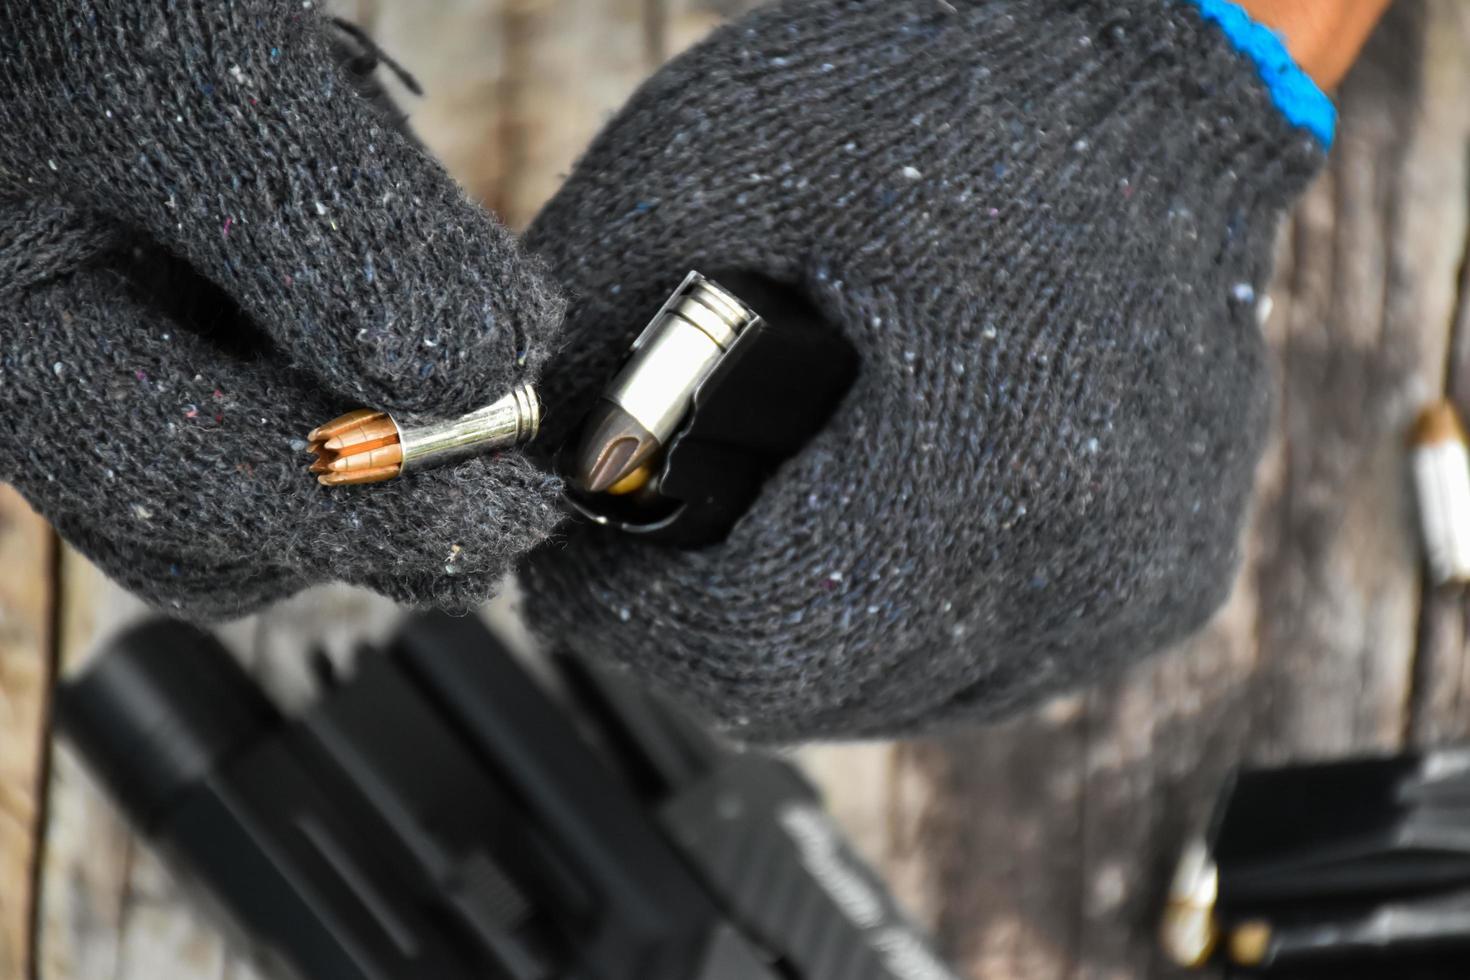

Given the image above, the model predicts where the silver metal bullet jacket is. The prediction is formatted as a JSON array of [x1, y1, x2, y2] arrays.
[[1411, 401, 1470, 586], [398, 382, 540, 473], [606, 271, 762, 442]]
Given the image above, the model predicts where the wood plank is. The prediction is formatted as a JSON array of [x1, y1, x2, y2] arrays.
[[661, 0, 769, 62], [911, 704, 1088, 979], [1241, 2, 1436, 760], [1070, 576, 1263, 980], [495, 0, 650, 228], [35, 549, 169, 980], [346, 0, 512, 207], [660, 0, 734, 60], [0, 487, 56, 980]]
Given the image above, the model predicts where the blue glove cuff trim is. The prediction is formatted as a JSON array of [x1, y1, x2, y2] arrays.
[[1186, 0, 1337, 147]]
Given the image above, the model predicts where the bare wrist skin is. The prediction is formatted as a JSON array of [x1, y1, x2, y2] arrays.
[[1235, 0, 1393, 88]]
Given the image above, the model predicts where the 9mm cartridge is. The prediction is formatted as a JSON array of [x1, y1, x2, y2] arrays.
[[560, 271, 858, 547], [568, 272, 763, 496]]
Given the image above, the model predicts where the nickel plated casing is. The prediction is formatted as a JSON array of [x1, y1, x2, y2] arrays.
[[1160, 838, 1220, 969], [397, 382, 541, 473], [606, 272, 762, 446], [1411, 400, 1470, 586]]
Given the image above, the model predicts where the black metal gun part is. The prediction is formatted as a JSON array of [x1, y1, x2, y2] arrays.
[[56, 613, 956, 980]]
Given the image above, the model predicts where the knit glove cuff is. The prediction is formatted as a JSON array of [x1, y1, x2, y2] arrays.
[[1173, 0, 1336, 147], [1068, 0, 1333, 190], [1039, 0, 1333, 241]]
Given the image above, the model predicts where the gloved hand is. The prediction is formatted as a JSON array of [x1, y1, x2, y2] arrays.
[[0, 2, 564, 615], [520, 0, 1333, 739]]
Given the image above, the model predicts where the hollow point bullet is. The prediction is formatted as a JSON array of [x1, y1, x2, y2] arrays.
[[1410, 400, 1470, 586], [307, 383, 540, 486]]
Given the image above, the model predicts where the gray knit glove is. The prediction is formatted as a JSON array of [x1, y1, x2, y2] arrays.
[[0, 2, 564, 614], [520, 0, 1333, 739]]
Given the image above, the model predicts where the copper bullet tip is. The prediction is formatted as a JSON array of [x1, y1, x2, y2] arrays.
[[308, 408, 382, 443], [305, 385, 540, 488], [306, 409, 403, 486], [569, 401, 662, 494], [319, 464, 401, 486]]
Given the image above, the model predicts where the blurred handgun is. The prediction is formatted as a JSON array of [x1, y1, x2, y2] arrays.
[[1164, 751, 1470, 977], [55, 612, 957, 980]]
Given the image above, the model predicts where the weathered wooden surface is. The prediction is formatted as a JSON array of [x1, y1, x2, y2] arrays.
[[0, 488, 55, 980], [7, 2, 1470, 978]]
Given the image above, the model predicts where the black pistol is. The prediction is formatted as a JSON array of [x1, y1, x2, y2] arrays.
[[55, 612, 956, 980]]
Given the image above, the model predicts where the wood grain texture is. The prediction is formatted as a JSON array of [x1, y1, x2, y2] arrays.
[[33, 550, 246, 980], [660, 0, 735, 60], [494, 0, 651, 228], [0, 488, 55, 980], [347, 0, 512, 206]]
